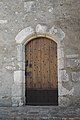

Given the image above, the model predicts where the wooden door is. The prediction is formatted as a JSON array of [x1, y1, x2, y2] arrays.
[[25, 37, 58, 105]]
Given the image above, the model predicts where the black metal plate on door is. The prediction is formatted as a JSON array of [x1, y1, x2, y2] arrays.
[[26, 88, 58, 106]]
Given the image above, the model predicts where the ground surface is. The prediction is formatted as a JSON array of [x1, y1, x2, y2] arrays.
[[0, 106, 80, 120]]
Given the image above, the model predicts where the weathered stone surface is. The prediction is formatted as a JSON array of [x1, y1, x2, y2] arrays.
[[15, 27, 34, 43], [59, 96, 70, 106], [12, 83, 22, 97], [49, 26, 65, 41], [12, 97, 23, 106], [36, 24, 47, 33], [66, 59, 80, 69], [5, 65, 16, 71], [0, 20, 7, 24], [59, 70, 69, 81], [73, 84, 80, 97], [0, 0, 80, 107], [17, 45, 23, 62], [24, 1, 35, 12], [58, 83, 74, 96], [14, 71, 24, 83], [0, 97, 11, 107], [17, 62, 25, 70], [58, 58, 65, 69], [57, 48, 64, 59], [66, 54, 79, 59], [0, 106, 80, 119], [72, 72, 80, 82]]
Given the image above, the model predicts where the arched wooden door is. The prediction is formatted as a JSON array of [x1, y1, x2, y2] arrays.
[[25, 37, 58, 105]]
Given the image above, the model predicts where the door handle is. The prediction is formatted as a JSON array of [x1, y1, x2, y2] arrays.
[[25, 71, 32, 77], [29, 63, 32, 68], [26, 60, 28, 67]]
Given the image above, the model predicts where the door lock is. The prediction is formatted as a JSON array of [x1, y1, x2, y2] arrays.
[[26, 60, 28, 67]]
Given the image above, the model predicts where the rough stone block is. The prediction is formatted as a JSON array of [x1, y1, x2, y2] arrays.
[[58, 70, 69, 87], [36, 24, 47, 33], [12, 84, 22, 97], [58, 83, 74, 96], [12, 97, 24, 106], [17, 62, 25, 70], [24, 1, 35, 12], [62, 80, 73, 91], [72, 72, 80, 82], [15, 27, 34, 44], [70, 96, 80, 106], [59, 96, 70, 106], [5, 65, 16, 71], [0, 20, 7, 24], [0, 97, 11, 107], [66, 59, 80, 69], [57, 48, 64, 59], [49, 25, 65, 41], [17, 45, 23, 62], [73, 84, 80, 96], [14, 70, 24, 83], [61, 70, 69, 81], [66, 54, 79, 59], [58, 58, 64, 69]]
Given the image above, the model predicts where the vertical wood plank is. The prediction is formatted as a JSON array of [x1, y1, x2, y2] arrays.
[[53, 43, 58, 88], [50, 40, 57, 89], [33, 39, 39, 88], [40, 38, 45, 88], [25, 42, 31, 88], [29, 40, 33, 88], [43, 38, 50, 88], [25, 45, 27, 88], [37, 38, 41, 88], [32, 39, 36, 88]]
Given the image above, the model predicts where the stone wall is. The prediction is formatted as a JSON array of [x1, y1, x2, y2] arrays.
[[0, 0, 80, 106]]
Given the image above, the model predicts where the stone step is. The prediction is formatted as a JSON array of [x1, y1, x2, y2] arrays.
[[0, 106, 80, 120], [0, 117, 80, 120]]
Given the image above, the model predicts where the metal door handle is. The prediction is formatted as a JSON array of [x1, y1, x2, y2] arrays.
[[26, 60, 28, 67]]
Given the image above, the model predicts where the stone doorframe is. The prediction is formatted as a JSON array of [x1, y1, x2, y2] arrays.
[[12, 24, 65, 106]]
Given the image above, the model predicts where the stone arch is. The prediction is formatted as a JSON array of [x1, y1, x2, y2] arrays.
[[12, 24, 66, 106]]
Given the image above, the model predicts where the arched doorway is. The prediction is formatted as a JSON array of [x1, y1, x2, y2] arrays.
[[12, 25, 65, 106], [25, 37, 58, 105]]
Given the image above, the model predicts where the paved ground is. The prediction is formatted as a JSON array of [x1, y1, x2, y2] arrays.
[[0, 106, 80, 120]]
